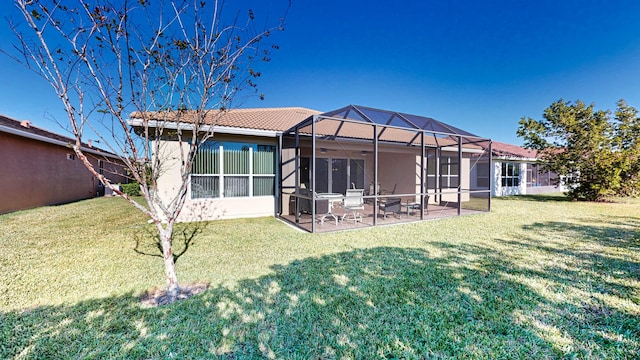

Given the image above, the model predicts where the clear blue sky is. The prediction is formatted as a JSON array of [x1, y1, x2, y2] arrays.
[[1, 0, 639, 145]]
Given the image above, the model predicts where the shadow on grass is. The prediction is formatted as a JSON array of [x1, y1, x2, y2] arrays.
[[497, 193, 571, 202], [0, 246, 541, 358], [132, 221, 209, 264], [2, 239, 638, 358], [488, 215, 640, 356]]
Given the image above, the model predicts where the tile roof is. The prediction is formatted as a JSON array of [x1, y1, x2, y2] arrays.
[[492, 141, 538, 159], [0, 114, 117, 156], [129, 106, 487, 150], [130, 107, 322, 132], [0, 114, 77, 145]]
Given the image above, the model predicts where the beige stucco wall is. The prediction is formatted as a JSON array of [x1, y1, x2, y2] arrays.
[[377, 149, 420, 196], [0, 132, 127, 214], [155, 135, 278, 222]]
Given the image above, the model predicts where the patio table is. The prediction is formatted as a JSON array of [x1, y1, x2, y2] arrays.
[[317, 193, 343, 224], [402, 200, 417, 217], [401, 197, 429, 217]]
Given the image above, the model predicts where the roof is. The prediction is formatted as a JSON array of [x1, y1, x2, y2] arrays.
[[319, 105, 479, 137], [491, 141, 538, 159], [0, 114, 117, 157], [129, 107, 322, 132], [285, 105, 489, 149], [0, 115, 76, 145], [129, 105, 490, 149]]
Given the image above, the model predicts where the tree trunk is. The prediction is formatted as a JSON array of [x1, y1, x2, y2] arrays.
[[159, 225, 180, 300]]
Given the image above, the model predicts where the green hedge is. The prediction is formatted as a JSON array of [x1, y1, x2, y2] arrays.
[[120, 182, 141, 196]]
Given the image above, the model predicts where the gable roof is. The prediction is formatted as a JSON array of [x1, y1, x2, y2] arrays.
[[0, 114, 118, 158], [492, 141, 538, 159]]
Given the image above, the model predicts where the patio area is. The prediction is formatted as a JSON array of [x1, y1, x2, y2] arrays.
[[278, 105, 492, 233], [280, 195, 487, 233]]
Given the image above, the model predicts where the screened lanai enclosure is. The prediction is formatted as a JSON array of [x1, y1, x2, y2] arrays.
[[279, 105, 492, 233]]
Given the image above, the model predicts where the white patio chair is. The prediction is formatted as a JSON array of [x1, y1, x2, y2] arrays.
[[342, 189, 365, 223]]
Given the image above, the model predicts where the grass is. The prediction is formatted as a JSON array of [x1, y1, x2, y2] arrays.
[[1, 195, 639, 359]]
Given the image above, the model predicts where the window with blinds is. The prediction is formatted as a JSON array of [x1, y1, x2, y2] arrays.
[[191, 141, 276, 199]]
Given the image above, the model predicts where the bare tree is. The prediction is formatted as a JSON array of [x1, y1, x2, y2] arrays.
[[8, 0, 285, 302]]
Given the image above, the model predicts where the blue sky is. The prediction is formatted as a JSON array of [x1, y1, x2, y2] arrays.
[[1, 0, 639, 145]]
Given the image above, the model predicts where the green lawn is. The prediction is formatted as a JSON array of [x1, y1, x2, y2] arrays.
[[1, 195, 638, 359]]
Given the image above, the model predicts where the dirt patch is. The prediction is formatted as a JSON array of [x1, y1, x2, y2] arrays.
[[140, 282, 209, 307]]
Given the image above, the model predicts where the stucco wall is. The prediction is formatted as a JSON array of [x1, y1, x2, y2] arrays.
[[377, 150, 419, 196], [492, 160, 526, 196], [0, 132, 127, 214], [492, 160, 568, 196], [155, 135, 279, 222]]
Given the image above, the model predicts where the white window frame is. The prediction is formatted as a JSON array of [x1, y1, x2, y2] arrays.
[[190, 142, 276, 199], [501, 162, 520, 187]]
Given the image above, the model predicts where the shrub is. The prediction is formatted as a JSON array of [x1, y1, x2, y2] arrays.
[[120, 182, 141, 196]]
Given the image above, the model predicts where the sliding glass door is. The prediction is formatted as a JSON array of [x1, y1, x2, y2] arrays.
[[310, 157, 364, 194]]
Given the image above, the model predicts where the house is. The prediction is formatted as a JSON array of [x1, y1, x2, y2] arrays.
[[0, 115, 128, 214], [491, 141, 566, 196], [129, 105, 493, 232]]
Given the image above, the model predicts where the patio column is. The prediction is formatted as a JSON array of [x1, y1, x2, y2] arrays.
[[488, 140, 493, 212], [294, 128, 300, 224], [420, 131, 425, 220], [457, 135, 462, 215], [373, 123, 379, 226], [311, 115, 317, 233]]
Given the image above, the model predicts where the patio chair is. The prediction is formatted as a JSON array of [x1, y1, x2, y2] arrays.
[[379, 197, 401, 218], [342, 189, 364, 223], [295, 188, 337, 225]]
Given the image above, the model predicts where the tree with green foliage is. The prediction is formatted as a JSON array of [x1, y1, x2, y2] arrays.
[[517, 99, 640, 201], [7, 0, 287, 303]]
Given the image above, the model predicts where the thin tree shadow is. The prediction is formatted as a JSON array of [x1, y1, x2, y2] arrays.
[[132, 221, 208, 264], [3, 244, 637, 358]]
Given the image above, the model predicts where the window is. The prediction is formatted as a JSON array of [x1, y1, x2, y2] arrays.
[[501, 162, 520, 187], [527, 163, 558, 187], [440, 155, 459, 189], [314, 157, 365, 194], [190, 141, 275, 199], [350, 159, 365, 189], [426, 149, 437, 189], [475, 161, 490, 188]]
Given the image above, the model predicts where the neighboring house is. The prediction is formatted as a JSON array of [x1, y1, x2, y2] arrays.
[[129, 105, 493, 232], [0, 115, 128, 214], [491, 141, 566, 196]]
